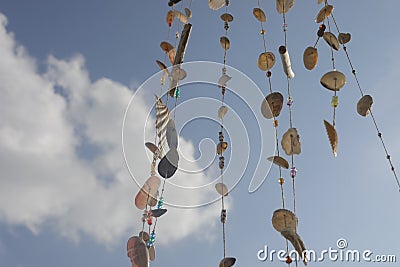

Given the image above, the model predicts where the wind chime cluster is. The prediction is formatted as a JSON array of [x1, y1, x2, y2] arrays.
[[303, 0, 400, 190], [126, 1, 193, 267], [209, 2, 237, 267], [254, 0, 308, 266]]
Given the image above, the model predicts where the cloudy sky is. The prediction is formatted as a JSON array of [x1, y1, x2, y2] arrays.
[[1, 1, 399, 267]]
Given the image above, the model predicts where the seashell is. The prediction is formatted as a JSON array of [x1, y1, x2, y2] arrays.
[[219, 257, 236, 267], [253, 8, 267, 23], [272, 208, 298, 232], [135, 176, 161, 210], [158, 148, 179, 178], [281, 128, 301, 156], [338, 32, 351, 44], [127, 236, 149, 267], [209, 0, 226, 11], [267, 156, 289, 169], [215, 182, 229, 196], [217, 142, 228, 155], [151, 208, 168, 218], [323, 120, 338, 157], [323, 32, 340, 51], [218, 106, 228, 120], [220, 36, 231, 50], [258, 52, 276, 71], [303, 46, 318, 70], [320, 70, 346, 91], [357, 95, 373, 117], [315, 5, 333, 23], [166, 119, 178, 150], [220, 13, 234, 22]]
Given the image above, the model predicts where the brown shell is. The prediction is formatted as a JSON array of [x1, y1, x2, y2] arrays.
[[138, 231, 150, 242], [217, 142, 228, 155], [323, 32, 340, 51], [148, 245, 156, 261], [127, 236, 149, 267], [258, 52, 276, 71], [160, 41, 174, 53], [220, 13, 234, 22], [303, 46, 318, 70], [276, 0, 295, 14], [145, 142, 161, 158], [253, 8, 266, 23], [320, 70, 346, 91], [323, 120, 338, 157], [219, 257, 236, 267], [220, 36, 231, 50], [272, 209, 298, 233], [267, 156, 289, 169], [357, 95, 373, 117], [134, 176, 161, 210], [315, 5, 333, 23], [338, 33, 351, 44]]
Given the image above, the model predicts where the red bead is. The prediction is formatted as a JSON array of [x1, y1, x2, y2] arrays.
[[286, 256, 292, 264]]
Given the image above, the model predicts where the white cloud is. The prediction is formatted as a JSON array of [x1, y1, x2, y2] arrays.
[[0, 12, 222, 247]]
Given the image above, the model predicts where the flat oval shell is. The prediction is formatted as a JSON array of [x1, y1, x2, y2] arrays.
[[276, 0, 295, 14], [148, 245, 156, 261], [266, 92, 284, 118], [218, 105, 228, 120], [217, 142, 228, 155], [258, 52, 276, 71], [220, 36, 230, 50], [219, 257, 236, 267], [158, 148, 179, 178], [168, 48, 176, 65], [171, 66, 187, 81], [320, 70, 346, 91], [267, 156, 289, 169], [160, 41, 174, 53], [166, 119, 178, 149], [209, 0, 226, 11], [215, 182, 228, 196], [173, 10, 188, 24], [323, 120, 338, 157], [338, 33, 351, 44], [272, 209, 298, 233], [323, 32, 340, 51], [184, 8, 192, 18], [218, 74, 231, 88], [135, 176, 161, 210], [138, 231, 150, 242], [151, 208, 168, 218], [127, 236, 149, 267], [315, 5, 333, 23], [281, 128, 301, 156], [220, 13, 234, 22], [303, 46, 318, 70], [156, 60, 168, 71], [147, 192, 158, 207], [253, 8, 266, 23], [357, 95, 373, 117], [145, 142, 161, 158], [261, 98, 272, 119]]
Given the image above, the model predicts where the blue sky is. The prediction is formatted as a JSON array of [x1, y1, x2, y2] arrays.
[[1, 1, 400, 267]]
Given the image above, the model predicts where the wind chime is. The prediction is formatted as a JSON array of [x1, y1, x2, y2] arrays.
[[303, 0, 400, 190], [255, 0, 308, 265], [127, 1, 193, 267], [208, 1, 237, 267]]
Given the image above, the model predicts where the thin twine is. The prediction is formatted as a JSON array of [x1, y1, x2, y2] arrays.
[[328, 7, 400, 191]]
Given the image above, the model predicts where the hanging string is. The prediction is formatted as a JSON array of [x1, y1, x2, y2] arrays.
[[327, 3, 400, 191]]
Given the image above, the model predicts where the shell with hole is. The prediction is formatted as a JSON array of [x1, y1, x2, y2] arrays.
[[258, 52, 276, 71], [357, 95, 373, 117], [303, 46, 318, 70], [315, 5, 333, 23], [338, 33, 351, 44], [220, 36, 231, 50], [220, 13, 234, 22], [127, 236, 149, 267], [281, 128, 301, 156], [262, 92, 284, 119], [158, 148, 179, 178], [135, 176, 161, 210], [323, 32, 340, 51], [215, 182, 229, 196], [272, 208, 298, 232], [320, 70, 346, 91]]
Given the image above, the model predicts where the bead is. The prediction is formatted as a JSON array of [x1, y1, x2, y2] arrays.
[[175, 87, 181, 98], [286, 256, 293, 264], [221, 86, 226, 95], [221, 209, 227, 223], [219, 156, 225, 169], [224, 22, 229, 31], [225, 0, 229, 6], [219, 131, 224, 142], [273, 120, 279, 128], [317, 24, 326, 37], [157, 197, 164, 209], [290, 166, 297, 178], [278, 177, 285, 185], [287, 97, 293, 106], [331, 95, 339, 108], [150, 232, 156, 240], [142, 212, 147, 223], [378, 132, 382, 138], [175, 31, 180, 39], [266, 71, 272, 77], [260, 29, 265, 35]]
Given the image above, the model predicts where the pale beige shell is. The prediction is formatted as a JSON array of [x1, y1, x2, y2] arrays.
[[357, 95, 373, 117], [218, 74, 232, 88], [323, 32, 340, 51], [127, 236, 149, 267], [215, 182, 229, 196], [320, 70, 346, 91], [218, 105, 228, 120], [209, 0, 226, 11], [148, 245, 156, 261], [184, 8, 192, 18], [272, 209, 298, 232], [267, 156, 289, 169], [173, 10, 188, 24], [253, 8, 267, 23], [135, 176, 161, 210], [323, 120, 338, 157], [220, 36, 231, 50], [258, 52, 276, 71], [281, 128, 301, 156], [315, 5, 333, 23], [338, 33, 351, 44], [276, 0, 295, 14], [303, 46, 318, 70], [220, 13, 234, 22]]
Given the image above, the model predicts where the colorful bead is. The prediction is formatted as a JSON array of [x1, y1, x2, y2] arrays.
[[260, 29, 265, 35], [317, 24, 326, 37], [175, 87, 181, 98], [224, 22, 229, 31], [219, 156, 225, 169], [157, 197, 164, 209], [287, 97, 293, 106], [290, 166, 297, 178], [221, 209, 227, 223], [278, 177, 285, 185], [331, 95, 338, 107], [219, 131, 224, 142], [273, 120, 279, 128], [286, 256, 293, 264]]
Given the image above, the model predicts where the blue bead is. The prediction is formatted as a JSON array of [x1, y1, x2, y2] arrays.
[[175, 88, 180, 98], [290, 166, 297, 178]]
